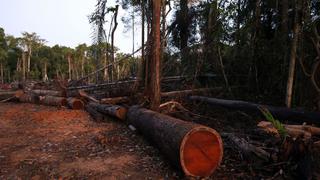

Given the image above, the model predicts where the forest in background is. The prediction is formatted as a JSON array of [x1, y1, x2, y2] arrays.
[[0, 0, 319, 110]]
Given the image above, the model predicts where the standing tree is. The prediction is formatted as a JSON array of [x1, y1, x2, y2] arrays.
[[285, 0, 302, 107], [20, 32, 44, 79], [145, 0, 161, 111], [0, 28, 8, 84]]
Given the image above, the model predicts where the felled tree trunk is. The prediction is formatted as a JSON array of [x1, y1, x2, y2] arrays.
[[85, 104, 105, 121], [67, 97, 84, 110], [31, 89, 66, 97], [127, 106, 223, 177], [40, 96, 67, 107], [190, 96, 320, 125], [19, 93, 40, 104], [88, 102, 127, 120]]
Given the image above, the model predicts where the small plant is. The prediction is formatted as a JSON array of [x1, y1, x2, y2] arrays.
[[258, 106, 287, 138]]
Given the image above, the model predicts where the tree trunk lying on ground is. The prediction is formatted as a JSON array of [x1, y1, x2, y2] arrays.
[[127, 106, 223, 177], [85, 105, 106, 121], [31, 89, 66, 97], [0, 90, 23, 101], [189, 96, 320, 125], [88, 102, 127, 120], [67, 97, 84, 110], [100, 96, 130, 104], [19, 93, 40, 104], [40, 96, 67, 107]]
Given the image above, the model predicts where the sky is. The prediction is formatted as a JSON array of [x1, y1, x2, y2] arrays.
[[0, 0, 140, 53]]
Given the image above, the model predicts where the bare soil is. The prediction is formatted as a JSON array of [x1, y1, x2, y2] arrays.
[[0, 103, 178, 179]]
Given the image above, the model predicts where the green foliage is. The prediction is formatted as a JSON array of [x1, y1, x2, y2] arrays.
[[258, 106, 287, 138]]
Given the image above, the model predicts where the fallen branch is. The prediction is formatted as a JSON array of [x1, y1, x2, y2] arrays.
[[222, 133, 270, 161]]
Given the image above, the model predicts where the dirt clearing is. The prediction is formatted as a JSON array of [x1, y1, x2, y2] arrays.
[[0, 103, 178, 179]]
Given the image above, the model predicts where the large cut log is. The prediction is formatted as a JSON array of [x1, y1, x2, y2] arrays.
[[67, 97, 84, 110], [88, 102, 127, 120], [85, 105, 105, 121], [0, 90, 23, 101], [31, 89, 66, 97], [40, 96, 67, 107], [127, 106, 223, 177], [189, 96, 320, 125], [100, 96, 130, 104], [19, 93, 40, 104]]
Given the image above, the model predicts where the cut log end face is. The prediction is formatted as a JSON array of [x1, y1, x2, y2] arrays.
[[69, 99, 84, 109], [115, 107, 128, 120], [61, 98, 68, 106], [180, 127, 223, 177]]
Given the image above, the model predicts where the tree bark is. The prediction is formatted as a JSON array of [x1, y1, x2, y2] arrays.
[[40, 95, 67, 107], [285, 1, 302, 107], [111, 5, 119, 81], [31, 89, 66, 97], [22, 52, 26, 81], [68, 53, 72, 80], [147, 0, 161, 111], [88, 102, 127, 120], [0, 62, 3, 84], [127, 106, 223, 177], [85, 104, 105, 121], [67, 97, 84, 110], [179, 0, 189, 65], [19, 93, 40, 104]]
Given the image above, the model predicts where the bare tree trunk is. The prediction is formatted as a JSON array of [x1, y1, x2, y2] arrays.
[[22, 52, 26, 81], [0, 62, 3, 84], [27, 48, 31, 78], [148, 0, 161, 111], [285, 0, 302, 107], [43, 62, 48, 82], [68, 54, 72, 80], [111, 5, 119, 81], [179, 0, 189, 66], [81, 56, 85, 77], [104, 49, 108, 81]]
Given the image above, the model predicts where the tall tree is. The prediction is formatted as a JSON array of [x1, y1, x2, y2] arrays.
[[146, 0, 161, 111], [285, 0, 302, 107], [20, 32, 44, 79]]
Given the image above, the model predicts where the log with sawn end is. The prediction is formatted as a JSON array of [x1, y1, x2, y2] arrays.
[[67, 97, 84, 110], [85, 104, 106, 121], [88, 102, 127, 120], [127, 106, 223, 177], [100, 96, 130, 104], [19, 93, 40, 104], [40, 96, 67, 107], [31, 89, 66, 97]]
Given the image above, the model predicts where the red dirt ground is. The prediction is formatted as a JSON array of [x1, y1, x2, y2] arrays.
[[0, 103, 179, 179]]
